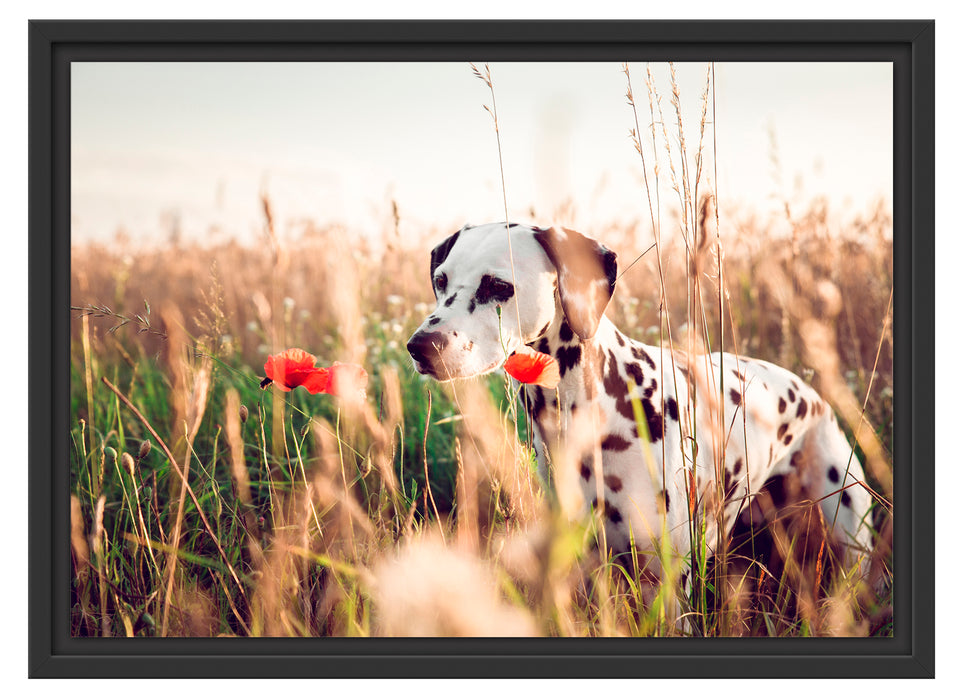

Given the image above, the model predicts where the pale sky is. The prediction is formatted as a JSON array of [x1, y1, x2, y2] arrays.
[[71, 61, 892, 246]]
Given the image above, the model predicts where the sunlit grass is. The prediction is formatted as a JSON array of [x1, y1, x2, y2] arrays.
[[69, 62, 893, 638]]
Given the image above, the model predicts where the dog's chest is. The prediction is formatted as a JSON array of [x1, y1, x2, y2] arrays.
[[526, 321, 685, 550], [529, 320, 677, 443]]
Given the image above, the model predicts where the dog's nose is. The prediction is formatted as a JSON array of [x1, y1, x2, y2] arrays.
[[407, 331, 448, 367]]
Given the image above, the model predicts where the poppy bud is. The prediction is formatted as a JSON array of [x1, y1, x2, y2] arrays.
[[121, 452, 136, 475], [104, 446, 117, 461], [239, 405, 249, 423], [138, 440, 152, 460]]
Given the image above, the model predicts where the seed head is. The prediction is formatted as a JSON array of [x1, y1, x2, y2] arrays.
[[138, 440, 152, 460]]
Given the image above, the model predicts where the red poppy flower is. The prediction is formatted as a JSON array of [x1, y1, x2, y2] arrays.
[[262, 349, 368, 400], [262, 348, 330, 394], [503, 346, 560, 389]]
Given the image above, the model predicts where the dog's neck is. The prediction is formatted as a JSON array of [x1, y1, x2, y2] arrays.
[[527, 305, 621, 408]]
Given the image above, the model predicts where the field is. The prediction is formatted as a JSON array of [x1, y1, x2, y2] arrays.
[[69, 64, 894, 638]]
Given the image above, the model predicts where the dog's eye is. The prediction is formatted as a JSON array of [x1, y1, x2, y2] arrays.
[[434, 273, 447, 292]]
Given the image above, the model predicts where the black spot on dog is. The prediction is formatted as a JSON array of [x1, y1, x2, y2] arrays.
[[601, 434, 632, 452], [840, 491, 852, 507], [443, 293, 458, 308], [556, 345, 582, 377], [632, 345, 656, 370], [778, 397, 787, 413], [428, 316, 441, 326], [730, 388, 742, 406], [733, 457, 743, 475], [606, 506, 623, 524], [723, 469, 736, 499], [827, 466, 840, 483], [535, 321, 551, 339], [787, 388, 796, 402], [765, 475, 788, 507], [535, 336, 551, 355], [644, 378, 657, 399], [796, 398, 808, 418], [580, 457, 593, 482], [666, 397, 679, 422], [642, 398, 664, 442], [559, 320, 574, 342], [615, 330, 626, 347], [604, 355, 634, 421], [606, 474, 623, 492], [472, 274, 515, 307], [663, 490, 671, 512], [623, 362, 644, 386], [430, 230, 460, 280], [733, 369, 745, 381], [467, 299, 476, 313], [777, 423, 789, 440], [790, 452, 802, 468], [783, 434, 793, 445]]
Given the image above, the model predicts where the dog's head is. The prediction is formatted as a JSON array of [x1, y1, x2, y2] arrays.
[[407, 222, 617, 381]]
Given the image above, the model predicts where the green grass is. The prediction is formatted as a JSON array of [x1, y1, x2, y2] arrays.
[[69, 61, 893, 638], [68, 240, 893, 638]]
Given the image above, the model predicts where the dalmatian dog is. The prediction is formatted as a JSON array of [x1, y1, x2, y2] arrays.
[[407, 222, 875, 581]]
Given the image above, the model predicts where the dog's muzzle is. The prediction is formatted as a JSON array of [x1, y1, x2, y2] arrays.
[[407, 330, 449, 375]]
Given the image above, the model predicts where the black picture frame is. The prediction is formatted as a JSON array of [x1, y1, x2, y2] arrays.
[[30, 19, 935, 678]]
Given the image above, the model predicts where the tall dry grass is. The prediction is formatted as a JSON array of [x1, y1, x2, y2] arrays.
[[69, 62, 893, 639]]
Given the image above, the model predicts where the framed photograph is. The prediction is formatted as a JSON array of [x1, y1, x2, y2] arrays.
[[30, 20, 934, 677]]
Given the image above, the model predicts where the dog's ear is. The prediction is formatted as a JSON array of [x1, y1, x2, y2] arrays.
[[532, 226, 617, 340], [429, 228, 463, 297]]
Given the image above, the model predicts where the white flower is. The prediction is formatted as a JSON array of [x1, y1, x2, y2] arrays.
[[283, 297, 295, 310], [386, 294, 404, 306]]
